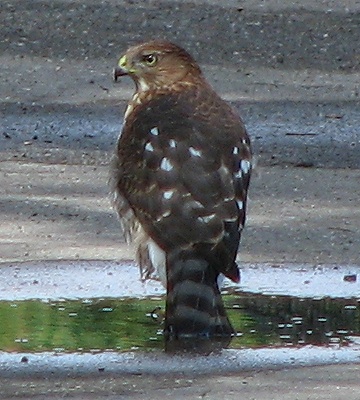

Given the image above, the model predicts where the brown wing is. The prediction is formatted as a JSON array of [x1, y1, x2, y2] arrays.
[[114, 86, 251, 281]]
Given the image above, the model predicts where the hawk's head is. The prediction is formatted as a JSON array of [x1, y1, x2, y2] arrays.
[[114, 40, 203, 92]]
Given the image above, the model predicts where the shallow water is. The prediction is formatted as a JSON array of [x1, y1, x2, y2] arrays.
[[2, 293, 359, 353]]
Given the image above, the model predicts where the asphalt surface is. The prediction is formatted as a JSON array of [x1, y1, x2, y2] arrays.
[[1, 0, 360, 398], [1, 353, 360, 399]]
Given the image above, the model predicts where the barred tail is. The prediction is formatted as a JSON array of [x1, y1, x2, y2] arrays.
[[164, 249, 235, 352]]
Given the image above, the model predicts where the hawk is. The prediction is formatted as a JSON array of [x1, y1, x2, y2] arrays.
[[111, 40, 251, 351]]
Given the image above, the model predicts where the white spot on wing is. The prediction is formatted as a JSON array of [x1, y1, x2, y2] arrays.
[[144, 142, 154, 152], [163, 190, 174, 200], [198, 213, 217, 223], [237, 200, 244, 210], [240, 160, 251, 174], [160, 157, 173, 171], [150, 127, 159, 136], [234, 170, 242, 179], [169, 139, 177, 148], [233, 147, 239, 155], [189, 147, 202, 157], [156, 210, 172, 222], [224, 216, 238, 222], [184, 199, 204, 211]]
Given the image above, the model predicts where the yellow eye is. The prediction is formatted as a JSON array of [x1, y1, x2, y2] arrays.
[[142, 53, 157, 66]]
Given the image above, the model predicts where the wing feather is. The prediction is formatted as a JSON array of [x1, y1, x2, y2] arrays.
[[113, 87, 251, 280]]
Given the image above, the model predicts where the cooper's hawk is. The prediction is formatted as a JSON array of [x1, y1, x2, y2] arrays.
[[111, 40, 251, 351]]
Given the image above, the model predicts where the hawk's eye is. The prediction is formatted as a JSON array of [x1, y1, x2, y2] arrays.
[[142, 54, 157, 66]]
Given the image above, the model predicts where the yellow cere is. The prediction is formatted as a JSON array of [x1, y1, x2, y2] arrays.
[[118, 55, 127, 68]]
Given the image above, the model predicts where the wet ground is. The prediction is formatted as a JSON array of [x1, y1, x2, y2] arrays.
[[2, 294, 360, 353], [1, 261, 360, 354], [1, 0, 360, 398], [1, 261, 360, 399]]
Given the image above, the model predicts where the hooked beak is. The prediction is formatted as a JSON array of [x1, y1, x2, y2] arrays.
[[113, 54, 129, 82], [113, 66, 127, 82]]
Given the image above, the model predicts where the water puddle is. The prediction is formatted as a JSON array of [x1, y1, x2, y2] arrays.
[[227, 292, 360, 348], [0, 260, 359, 361], [1, 293, 359, 353]]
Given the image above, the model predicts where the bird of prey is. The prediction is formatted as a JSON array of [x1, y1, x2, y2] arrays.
[[111, 40, 251, 351]]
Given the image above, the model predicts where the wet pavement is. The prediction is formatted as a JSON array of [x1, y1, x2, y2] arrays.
[[1, 261, 360, 301], [0, 261, 360, 353], [1, 261, 360, 398], [1, 0, 360, 398]]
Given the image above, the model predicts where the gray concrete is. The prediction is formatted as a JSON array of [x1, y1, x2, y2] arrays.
[[1, 0, 360, 398]]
